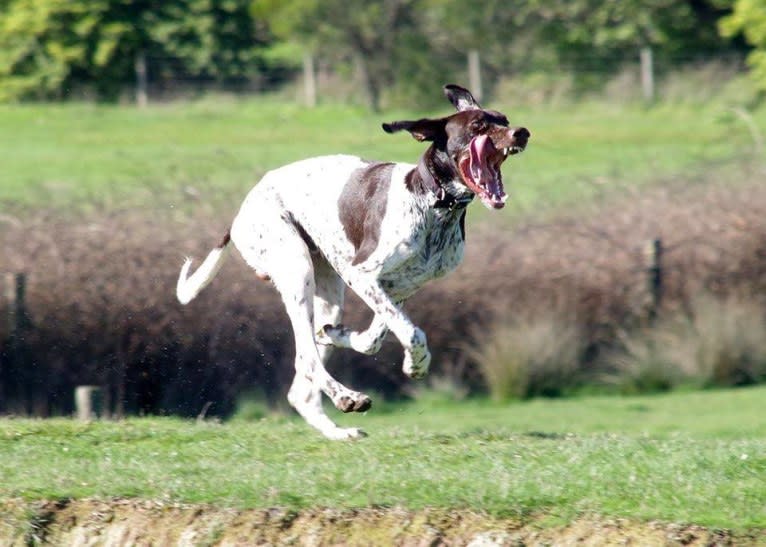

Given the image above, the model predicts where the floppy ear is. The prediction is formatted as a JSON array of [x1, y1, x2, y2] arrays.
[[381, 117, 446, 142], [444, 84, 481, 111]]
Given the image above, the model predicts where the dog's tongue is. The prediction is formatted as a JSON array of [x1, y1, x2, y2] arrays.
[[469, 134, 490, 182], [469, 135, 506, 209]]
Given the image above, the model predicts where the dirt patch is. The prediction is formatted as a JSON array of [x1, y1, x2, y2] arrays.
[[0, 499, 761, 546]]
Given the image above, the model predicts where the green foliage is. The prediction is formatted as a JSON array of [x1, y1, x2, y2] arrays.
[[253, 0, 434, 110], [0, 0, 278, 102], [720, 0, 766, 90], [0, 0, 94, 100], [0, 0, 749, 105], [518, 0, 734, 82]]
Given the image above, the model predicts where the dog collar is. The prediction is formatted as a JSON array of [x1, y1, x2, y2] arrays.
[[433, 188, 474, 210], [417, 159, 474, 211]]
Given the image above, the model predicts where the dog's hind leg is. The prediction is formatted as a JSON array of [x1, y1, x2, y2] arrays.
[[233, 215, 365, 439], [279, 265, 366, 439], [312, 256, 372, 413]]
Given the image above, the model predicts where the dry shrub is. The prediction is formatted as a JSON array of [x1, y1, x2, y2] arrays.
[[2, 162, 766, 415], [690, 296, 766, 386], [467, 313, 582, 401], [665, 295, 766, 387], [602, 330, 687, 394], [414, 162, 766, 395], [0, 208, 293, 416], [604, 294, 766, 393]]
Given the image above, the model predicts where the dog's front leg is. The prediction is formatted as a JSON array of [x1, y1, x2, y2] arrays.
[[341, 273, 431, 379], [317, 312, 389, 355]]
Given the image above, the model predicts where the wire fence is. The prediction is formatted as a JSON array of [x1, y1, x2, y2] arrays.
[[94, 49, 749, 107]]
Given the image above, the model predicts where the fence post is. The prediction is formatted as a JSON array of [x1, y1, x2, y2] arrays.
[[644, 238, 663, 323], [135, 50, 148, 108], [4, 273, 25, 331], [3, 273, 28, 409], [303, 53, 317, 107], [468, 50, 483, 103], [640, 47, 655, 103], [75, 386, 102, 422]]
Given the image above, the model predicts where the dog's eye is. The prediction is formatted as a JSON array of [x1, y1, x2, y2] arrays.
[[470, 119, 487, 132]]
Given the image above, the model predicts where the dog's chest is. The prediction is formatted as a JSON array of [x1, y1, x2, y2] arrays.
[[379, 210, 465, 298]]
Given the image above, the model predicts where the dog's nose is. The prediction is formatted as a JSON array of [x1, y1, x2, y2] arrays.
[[511, 127, 530, 141]]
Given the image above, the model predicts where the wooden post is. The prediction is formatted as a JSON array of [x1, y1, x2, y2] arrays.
[[135, 50, 148, 108], [3, 273, 27, 408], [4, 273, 25, 330], [468, 50, 483, 103], [2, 274, 13, 406], [640, 47, 654, 103], [4, 273, 16, 334], [644, 238, 663, 323], [75, 386, 102, 421], [303, 53, 317, 108]]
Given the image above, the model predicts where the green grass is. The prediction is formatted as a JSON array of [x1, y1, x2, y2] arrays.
[[0, 96, 755, 213], [1, 387, 764, 530]]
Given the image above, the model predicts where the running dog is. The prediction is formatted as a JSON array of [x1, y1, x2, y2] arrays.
[[177, 84, 530, 439]]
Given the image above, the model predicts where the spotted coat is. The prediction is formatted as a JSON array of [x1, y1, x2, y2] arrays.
[[176, 84, 530, 439]]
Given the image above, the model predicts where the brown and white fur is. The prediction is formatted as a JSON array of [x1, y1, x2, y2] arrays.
[[177, 85, 530, 439]]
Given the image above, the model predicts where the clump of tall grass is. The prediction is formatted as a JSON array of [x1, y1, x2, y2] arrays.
[[603, 329, 687, 394], [468, 313, 583, 402], [605, 295, 766, 393], [677, 295, 766, 387]]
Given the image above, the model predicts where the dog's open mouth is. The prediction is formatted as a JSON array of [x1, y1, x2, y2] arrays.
[[458, 135, 522, 210]]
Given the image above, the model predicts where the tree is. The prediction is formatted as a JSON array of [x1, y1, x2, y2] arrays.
[[253, 0, 432, 111], [720, 0, 766, 89], [519, 0, 730, 70], [420, 0, 734, 101], [0, 0, 277, 102], [420, 1, 541, 100]]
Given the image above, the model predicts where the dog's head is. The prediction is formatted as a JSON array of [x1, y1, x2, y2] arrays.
[[382, 84, 529, 210]]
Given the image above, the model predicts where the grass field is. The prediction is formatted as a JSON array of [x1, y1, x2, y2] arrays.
[[1, 387, 764, 531], [0, 97, 755, 214], [2, 97, 766, 542]]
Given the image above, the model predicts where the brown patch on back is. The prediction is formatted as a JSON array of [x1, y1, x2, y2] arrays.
[[338, 162, 394, 265]]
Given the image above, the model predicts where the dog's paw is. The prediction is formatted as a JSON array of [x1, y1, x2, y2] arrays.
[[324, 427, 368, 441], [403, 347, 431, 379], [316, 324, 349, 346], [335, 393, 372, 413]]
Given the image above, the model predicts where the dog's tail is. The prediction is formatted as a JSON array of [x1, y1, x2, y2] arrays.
[[176, 231, 231, 305]]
